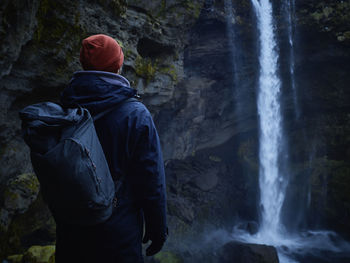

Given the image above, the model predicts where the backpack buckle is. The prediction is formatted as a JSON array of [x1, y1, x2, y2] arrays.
[[112, 197, 118, 207]]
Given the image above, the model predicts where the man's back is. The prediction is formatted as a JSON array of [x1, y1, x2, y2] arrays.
[[55, 36, 167, 262]]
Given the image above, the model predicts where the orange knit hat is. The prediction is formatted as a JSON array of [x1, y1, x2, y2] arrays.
[[80, 34, 124, 73]]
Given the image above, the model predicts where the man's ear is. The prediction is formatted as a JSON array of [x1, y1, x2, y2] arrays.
[[117, 66, 123, 74]]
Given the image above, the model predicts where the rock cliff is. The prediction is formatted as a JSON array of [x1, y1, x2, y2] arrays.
[[0, 0, 350, 261]]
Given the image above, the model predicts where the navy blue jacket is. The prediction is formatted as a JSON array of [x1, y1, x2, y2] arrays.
[[57, 71, 167, 263]]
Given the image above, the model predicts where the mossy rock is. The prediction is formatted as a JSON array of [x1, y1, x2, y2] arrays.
[[237, 139, 258, 171], [159, 65, 178, 83], [3, 173, 40, 219], [7, 254, 23, 263], [7, 173, 40, 194], [298, 1, 350, 39], [134, 56, 158, 83], [209, 155, 222, 162], [33, 0, 88, 77], [308, 158, 350, 236], [97, 0, 127, 16], [184, 1, 202, 19], [153, 251, 183, 263], [23, 245, 55, 263], [0, 193, 55, 262], [152, 0, 202, 20]]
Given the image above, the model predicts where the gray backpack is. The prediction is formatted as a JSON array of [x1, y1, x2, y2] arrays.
[[19, 101, 127, 225]]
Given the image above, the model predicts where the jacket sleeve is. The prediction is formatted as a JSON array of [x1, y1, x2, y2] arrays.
[[128, 106, 167, 239]]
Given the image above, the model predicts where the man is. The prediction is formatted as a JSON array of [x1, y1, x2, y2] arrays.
[[57, 34, 167, 263]]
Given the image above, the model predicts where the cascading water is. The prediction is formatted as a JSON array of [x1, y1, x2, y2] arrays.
[[283, 0, 309, 231], [251, 0, 286, 239], [286, 0, 299, 120], [224, 0, 248, 128], [229, 1, 350, 262]]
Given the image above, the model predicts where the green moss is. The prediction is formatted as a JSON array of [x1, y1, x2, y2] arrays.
[[169, 217, 191, 237], [323, 7, 333, 18], [35, 0, 69, 43], [300, 1, 350, 38], [154, 251, 183, 263], [185, 1, 201, 19], [156, 0, 202, 20], [155, 0, 168, 18], [7, 254, 23, 263], [33, 0, 87, 77], [115, 39, 124, 49], [309, 158, 350, 235], [311, 11, 323, 22], [134, 56, 158, 83], [134, 59, 178, 84], [97, 0, 127, 16], [4, 189, 21, 208], [23, 245, 55, 263], [209, 155, 222, 162], [35, 10, 85, 49], [159, 65, 178, 82], [5, 174, 40, 201], [123, 47, 135, 59], [310, 7, 333, 21], [238, 140, 258, 171], [343, 31, 350, 39], [110, 0, 127, 16], [13, 174, 40, 193], [0, 194, 55, 261]]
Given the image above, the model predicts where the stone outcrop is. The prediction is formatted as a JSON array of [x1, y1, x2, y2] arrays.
[[152, 251, 183, 263], [0, 173, 40, 231], [6, 245, 55, 263], [218, 241, 279, 263]]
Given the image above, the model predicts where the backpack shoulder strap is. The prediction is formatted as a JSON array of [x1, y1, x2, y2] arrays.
[[93, 97, 140, 198], [93, 97, 140, 121]]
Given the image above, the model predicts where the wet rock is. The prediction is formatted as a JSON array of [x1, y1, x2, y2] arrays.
[[237, 221, 259, 235], [0, 173, 40, 231], [22, 245, 55, 263], [167, 197, 195, 224], [192, 167, 219, 191], [6, 254, 23, 263], [0, 0, 40, 78], [152, 251, 183, 263], [218, 241, 279, 263], [280, 245, 289, 253], [0, 193, 55, 261], [6, 245, 55, 263]]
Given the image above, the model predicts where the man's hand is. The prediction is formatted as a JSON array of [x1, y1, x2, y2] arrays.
[[142, 228, 168, 256]]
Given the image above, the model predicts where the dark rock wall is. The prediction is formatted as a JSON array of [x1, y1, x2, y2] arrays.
[[0, 0, 350, 260], [280, 0, 350, 237]]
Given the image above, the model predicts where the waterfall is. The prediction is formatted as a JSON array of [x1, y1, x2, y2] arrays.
[[230, 1, 350, 262], [283, 0, 311, 232], [251, 0, 286, 238], [227, 1, 350, 262], [286, 0, 299, 120], [224, 0, 247, 128]]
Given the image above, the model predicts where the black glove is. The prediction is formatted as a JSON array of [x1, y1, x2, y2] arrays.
[[141, 191, 167, 256], [143, 227, 168, 256]]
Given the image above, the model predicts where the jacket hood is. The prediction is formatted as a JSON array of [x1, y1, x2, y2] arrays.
[[61, 71, 136, 115]]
